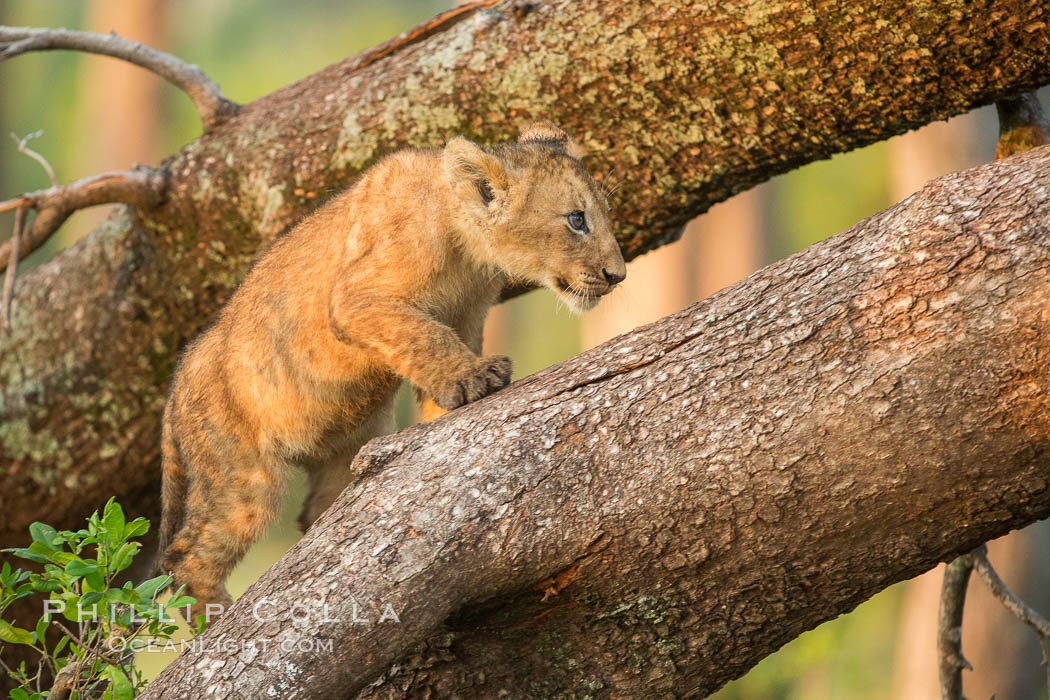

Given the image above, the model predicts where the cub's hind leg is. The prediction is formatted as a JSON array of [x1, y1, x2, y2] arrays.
[[298, 394, 396, 532], [158, 430, 285, 622]]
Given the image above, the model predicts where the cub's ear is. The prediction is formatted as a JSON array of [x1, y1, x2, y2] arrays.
[[518, 121, 584, 159], [443, 137, 508, 207]]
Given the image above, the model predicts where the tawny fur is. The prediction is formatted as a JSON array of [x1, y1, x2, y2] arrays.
[[157, 123, 626, 618]]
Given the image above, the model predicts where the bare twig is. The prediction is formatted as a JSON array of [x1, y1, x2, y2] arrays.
[[972, 549, 1050, 692], [2, 206, 27, 326], [0, 654, 21, 680], [995, 92, 1050, 158], [51, 620, 87, 650], [0, 166, 168, 270], [0, 26, 239, 131], [11, 131, 58, 187], [939, 553, 976, 700], [973, 551, 1050, 637]]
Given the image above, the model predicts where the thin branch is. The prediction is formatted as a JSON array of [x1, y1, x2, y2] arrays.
[[2, 206, 27, 327], [971, 549, 1050, 692], [995, 92, 1050, 159], [51, 620, 87, 651], [0, 166, 168, 269], [0, 26, 239, 131], [938, 552, 976, 700], [0, 653, 21, 681], [11, 131, 57, 187], [973, 551, 1050, 636]]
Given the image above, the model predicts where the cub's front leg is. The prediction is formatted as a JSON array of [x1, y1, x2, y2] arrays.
[[330, 290, 510, 410]]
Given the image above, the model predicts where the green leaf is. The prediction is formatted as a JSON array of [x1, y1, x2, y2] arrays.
[[80, 591, 103, 607], [34, 616, 48, 644], [134, 575, 171, 602], [30, 578, 62, 594], [25, 542, 75, 568], [166, 595, 196, 609], [9, 583, 35, 602], [53, 634, 69, 656], [9, 688, 30, 700], [123, 518, 149, 540], [65, 559, 99, 578], [0, 619, 34, 645], [83, 569, 106, 593], [101, 663, 134, 700], [109, 542, 139, 575], [28, 522, 58, 549], [101, 500, 125, 538], [106, 588, 128, 605], [29, 546, 75, 566], [87, 511, 102, 536], [55, 593, 81, 622], [3, 547, 49, 565], [120, 590, 142, 607], [26, 542, 57, 559]]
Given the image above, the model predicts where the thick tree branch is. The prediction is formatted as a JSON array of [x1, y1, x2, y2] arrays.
[[0, 166, 168, 268], [0, 26, 239, 131], [144, 142, 1050, 698]]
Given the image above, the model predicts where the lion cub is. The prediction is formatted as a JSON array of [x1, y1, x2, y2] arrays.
[[157, 123, 626, 614]]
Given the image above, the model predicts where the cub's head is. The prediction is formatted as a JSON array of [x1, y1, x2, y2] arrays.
[[443, 122, 626, 312]]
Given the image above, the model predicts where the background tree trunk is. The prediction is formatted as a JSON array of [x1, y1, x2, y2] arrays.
[[142, 143, 1050, 699], [62, 0, 167, 245]]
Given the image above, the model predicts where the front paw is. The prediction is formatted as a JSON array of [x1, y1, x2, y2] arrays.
[[432, 355, 512, 410]]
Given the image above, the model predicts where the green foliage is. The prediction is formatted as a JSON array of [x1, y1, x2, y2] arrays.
[[0, 499, 201, 699]]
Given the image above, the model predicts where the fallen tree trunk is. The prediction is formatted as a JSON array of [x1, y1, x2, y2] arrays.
[[142, 143, 1050, 698], [3, 0, 1050, 548]]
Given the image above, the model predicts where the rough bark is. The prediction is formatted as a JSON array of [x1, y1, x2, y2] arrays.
[[141, 142, 1050, 698], [3, 0, 1050, 550]]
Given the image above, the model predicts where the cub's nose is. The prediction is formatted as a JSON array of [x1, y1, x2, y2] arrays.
[[602, 267, 626, 285]]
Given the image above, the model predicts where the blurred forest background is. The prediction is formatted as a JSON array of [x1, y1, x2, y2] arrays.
[[1, 2, 1048, 698]]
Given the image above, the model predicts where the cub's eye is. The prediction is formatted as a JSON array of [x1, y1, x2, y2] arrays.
[[566, 210, 588, 233]]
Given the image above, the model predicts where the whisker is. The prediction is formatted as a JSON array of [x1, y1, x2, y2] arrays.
[[600, 165, 616, 199]]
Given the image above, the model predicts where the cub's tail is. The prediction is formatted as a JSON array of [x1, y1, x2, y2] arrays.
[[155, 405, 186, 576]]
